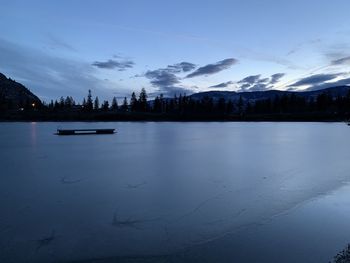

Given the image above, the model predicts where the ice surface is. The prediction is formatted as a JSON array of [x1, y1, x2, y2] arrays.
[[0, 122, 350, 262]]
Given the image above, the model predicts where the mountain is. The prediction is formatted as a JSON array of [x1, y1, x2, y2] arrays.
[[190, 86, 350, 103], [0, 73, 42, 109]]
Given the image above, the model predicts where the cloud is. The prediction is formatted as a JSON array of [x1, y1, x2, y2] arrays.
[[289, 73, 342, 87], [45, 34, 76, 52], [166, 62, 196, 73], [186, 58, 237, 78], [144, 61, 197, 87], [237, 73, 285, 92], [270, 73, 285, 84], [237, 74, 269, 92], [0, 38, 114, 100], [258, 77, 270, 83], [144, 69, 194, 96], [331, 56, 350, 65], [209, 81, 234, 89], [238, 75, 261, 85], [92, 59, 134, 71], [304, 77, 350, 91], [143, 61, 197, 96], [286, 38, 322, 57], [239, 83, 251, 90], [145, 69, 180, 87]]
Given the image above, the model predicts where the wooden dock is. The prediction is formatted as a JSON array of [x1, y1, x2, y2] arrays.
[[56, 128, 116, 135]]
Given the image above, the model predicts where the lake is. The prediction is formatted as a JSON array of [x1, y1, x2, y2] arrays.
[[0, 122, 350, 263]]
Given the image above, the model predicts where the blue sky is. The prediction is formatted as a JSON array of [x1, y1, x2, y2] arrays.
[[1, 0, 350, 102]]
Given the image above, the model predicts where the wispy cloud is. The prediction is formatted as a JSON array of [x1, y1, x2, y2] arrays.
[[305, 77, 350, 91], [92, 58, 135, 71], [45, 34, 77, 52], [238, 75, 261, 85], [166, 62, 196, 73], [289, 73, 343, 87], [286, 38, 322, 56], [209, 81, 234, 89], [145, 69, 180, 87], [237, 73, 285, 92], [331, 56, 350, 65], [270, 73, 285, 84], [186, 58, 237, 78]]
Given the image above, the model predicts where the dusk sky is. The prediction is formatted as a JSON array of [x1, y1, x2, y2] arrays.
[[1, 0, 350, 102]]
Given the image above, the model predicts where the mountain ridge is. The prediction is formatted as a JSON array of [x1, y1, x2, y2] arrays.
[[1, 71, 349, 107], [189, 86, 350, 102]]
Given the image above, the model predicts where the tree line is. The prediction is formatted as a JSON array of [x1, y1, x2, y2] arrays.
[[2, 87, 350, 120], [42, 88, 350, 117]]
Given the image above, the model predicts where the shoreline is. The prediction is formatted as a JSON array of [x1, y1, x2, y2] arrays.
[[0, 113, 347, 123]]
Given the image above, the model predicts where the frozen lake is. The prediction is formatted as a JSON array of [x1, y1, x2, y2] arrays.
[[0, 122, 350, 262]]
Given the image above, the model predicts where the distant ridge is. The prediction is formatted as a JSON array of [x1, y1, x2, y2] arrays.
[[189, 86, 350, 102], [0, 72, 349, 121], [0, 72, 42, 109]]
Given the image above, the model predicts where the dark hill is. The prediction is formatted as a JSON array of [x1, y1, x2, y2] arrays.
[[0, 72, 42, 110]]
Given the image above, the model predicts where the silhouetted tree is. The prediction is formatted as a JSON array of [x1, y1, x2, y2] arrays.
[[54, 100, 59, 110], [86, 90, 93, 111], [101, 100, 109, 111], [153, 96, 161, 113], [48, 100, 54, 110], [138, 88, 148, 112], [59, 96, 65, 109], [82, 98, 87, 109], [94, 96, 99, 110], [111, 97, 118, 110], [130, 92, 138, 111], [121, 97, 128, 111], [64, 96, 74, 109]]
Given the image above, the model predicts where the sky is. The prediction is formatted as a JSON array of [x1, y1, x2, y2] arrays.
[[1, 0, 350, 102]]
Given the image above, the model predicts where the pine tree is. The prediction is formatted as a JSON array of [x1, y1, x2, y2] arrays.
[[49, 100, 54, 110], [54, 100, 59, 110], [94, 96, 99, 110], [130, 92, 138, 111], [64, 96, 73, 109], [59, 96, 65, 109], [82, 98, 87, 110], [159, 94, 165, 113], [139, 88, 148, 112], [122, 97, 128, 111], [111, 97, 118, 110], [102, 100, 109, 111], [86, 90, 93, 111], [153, 96, 161, 112]]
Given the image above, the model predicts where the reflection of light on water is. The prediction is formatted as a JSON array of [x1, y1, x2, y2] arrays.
[[30, 122, 37, 147]]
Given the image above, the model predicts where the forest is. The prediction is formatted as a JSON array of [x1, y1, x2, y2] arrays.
[[1, 87, 350, 121]]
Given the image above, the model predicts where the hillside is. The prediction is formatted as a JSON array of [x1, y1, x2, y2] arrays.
[[0, 73, 42, 110]]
